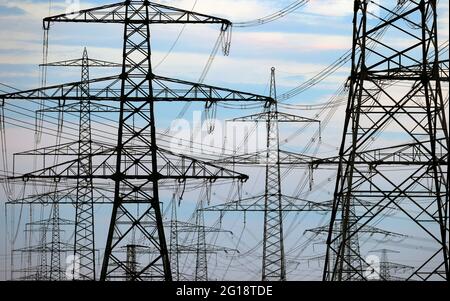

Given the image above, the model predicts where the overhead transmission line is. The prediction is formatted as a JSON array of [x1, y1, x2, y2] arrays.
[[154, 0, 200, 69], [230, 3, 428, 272], [234, 0, 309, 28], [157, 0, 312, 135], [278, 1, 415, 102]]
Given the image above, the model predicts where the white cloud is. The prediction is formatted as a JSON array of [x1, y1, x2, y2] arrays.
[[303, 0, 353, 17], [438, 0, 449, 39], [156, 0, 278, 20], [0, 39, 338, 88], [233, 31, 350, 52]]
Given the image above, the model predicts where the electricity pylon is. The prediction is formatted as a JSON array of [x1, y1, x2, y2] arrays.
[[119, 239, 235, 281], [304, 225, 409, 280], [5, 48, 122, 280], [195, 198, 208, 281], [169, 212, 234, 281], [39, 48, 123, 280], [0, 0, 273, 281], [367, 249, 413, 281], [323, 0, 449, 281], [203, 68, 325, 281], [11, 216, 79, 280], [168, 193, 236, 281], [170, 193, 212, 281]]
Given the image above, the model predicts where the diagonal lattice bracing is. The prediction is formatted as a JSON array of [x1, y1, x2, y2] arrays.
[[324, 0, 449, 281]]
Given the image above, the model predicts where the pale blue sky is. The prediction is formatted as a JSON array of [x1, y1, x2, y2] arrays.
[[0, 0, 449, 281]]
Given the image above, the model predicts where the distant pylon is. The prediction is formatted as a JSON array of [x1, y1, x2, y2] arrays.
[[203, 68, 323, 281], [195, 198, 208, 281], [262, 67, 286, 280], [74, 47, 95, 281], [49, 203, 62, 280], [11, 217, 79, 280], [39, 48, 123, 280], [367, 249, 413, 281], [169, 193, 181, 281]]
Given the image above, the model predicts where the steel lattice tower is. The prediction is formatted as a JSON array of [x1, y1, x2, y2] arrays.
[[195, 198, 208, 281], [75, 48, 102, 280], [262, 67, 287, 280], [367, 249, 413, 281], [233, 68, 321, 281], [324, 0, 449, 281], [38, 222, 48, 280], [11, 217, 80, 280], [101, 2, 171, 280], [203, 68, 324, 281], [169, 194, 180, 281], [49, 203, 62, 280], [18, 48, 124, 280], [170, 192, 232, 281], [0, 0, 273, 281]]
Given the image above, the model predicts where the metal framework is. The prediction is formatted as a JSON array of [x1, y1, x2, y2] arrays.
[[323, 0, 449, 281], [195, 198, 208, 281], [168, 189, 234, 281], [1, 0, 447, 283], [368, 249, 413, 281], [203, 68, 323, 281], [43, 48, 123, 280], [11, 216, 80, 280], [6, 49, 124, 280], [0, 0, 273, 281]]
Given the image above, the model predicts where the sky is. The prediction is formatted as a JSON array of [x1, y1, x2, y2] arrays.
[[0, 0, 358, 92], [0, 0, 449, 281]]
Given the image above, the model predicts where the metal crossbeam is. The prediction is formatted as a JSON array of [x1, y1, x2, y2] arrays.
[[0, 75, 271, 103], [202, 194, 330, 212], [42, 1, 232, 28]]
